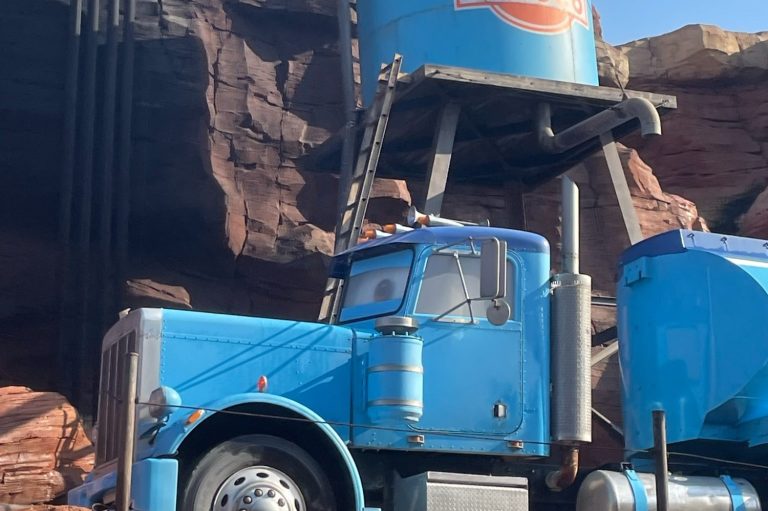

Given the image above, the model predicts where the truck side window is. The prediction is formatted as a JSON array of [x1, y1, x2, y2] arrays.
[[416, 253, 515, 320], [339, 250, 414, 322]]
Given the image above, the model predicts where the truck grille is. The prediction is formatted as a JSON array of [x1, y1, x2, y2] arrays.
[[96, 331, 137, 465]]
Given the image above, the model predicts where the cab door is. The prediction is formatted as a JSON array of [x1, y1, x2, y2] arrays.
[[408, 249, 525, 453]]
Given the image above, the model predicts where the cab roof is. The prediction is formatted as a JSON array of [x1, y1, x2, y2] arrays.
[[329, 226, 549, 278]]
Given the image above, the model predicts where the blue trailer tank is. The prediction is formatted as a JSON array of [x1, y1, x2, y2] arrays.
[[357, 0, 599, 102], [618, 230, 768, 451]]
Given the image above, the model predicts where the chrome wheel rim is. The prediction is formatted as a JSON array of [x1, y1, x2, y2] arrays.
[[212, 465, 306, 511]]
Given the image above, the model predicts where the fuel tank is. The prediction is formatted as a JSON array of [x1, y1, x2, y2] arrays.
[[577, 470, 761, 511]]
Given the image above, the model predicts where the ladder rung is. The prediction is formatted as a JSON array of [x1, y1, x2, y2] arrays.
[[320, 53, 403, 322]]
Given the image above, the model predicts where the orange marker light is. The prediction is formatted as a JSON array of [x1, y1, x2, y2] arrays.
[[257, 375, 269, 393], [185, 409, 205, 426]]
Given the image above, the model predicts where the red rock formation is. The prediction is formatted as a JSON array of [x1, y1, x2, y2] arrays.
[[0, 387, 93, 506], [607, 25, 768, 233], [125, 0, 410, 321], [741, 187, 768, 238], [14, 507, 89, 511]]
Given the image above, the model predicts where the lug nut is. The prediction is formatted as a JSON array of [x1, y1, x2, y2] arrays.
[[268, 489, 276, 498], [243, 496, 252, 504], [278, 498, 285, 507], [255, 489, 263, 497]]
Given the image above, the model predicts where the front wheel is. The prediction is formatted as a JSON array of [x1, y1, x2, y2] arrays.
[[180, 434, 337, 511]]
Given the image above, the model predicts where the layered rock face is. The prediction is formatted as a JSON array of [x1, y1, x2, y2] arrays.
[[121, 0, 411, 319], [0, 387, 93, 506], [602, 25, 768, 236]]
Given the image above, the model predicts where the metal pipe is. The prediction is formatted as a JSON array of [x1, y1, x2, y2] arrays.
[[653, 410, 670, 511], [114, 352, 139, 511], [116, 0, 136, 293], [75, 0, 101, 406], [93, 0, 121, 414], [546, 447, 580, 491], [336, 0, 357, 222], [537, 98, 662, 154], [77, 0, 100, 247], [58, 0, 84, 398], [561, 174, 579, 274], [60, 0, 84, 247], [99, 0, 119, 261], [549, 172, 589, 490]]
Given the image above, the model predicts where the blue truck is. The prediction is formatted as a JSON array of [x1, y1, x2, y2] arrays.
[[66, 16, 768, 510], [67, 219, 768, 510]]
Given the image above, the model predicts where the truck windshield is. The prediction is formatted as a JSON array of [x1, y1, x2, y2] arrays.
[[416, 252, 515, 320], [339, 249, 414, 322]]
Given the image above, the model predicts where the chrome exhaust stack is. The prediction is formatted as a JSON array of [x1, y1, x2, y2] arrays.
[[547, 174, 592, 491]]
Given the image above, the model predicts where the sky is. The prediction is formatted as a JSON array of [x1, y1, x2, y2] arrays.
[[594, 0, 768, 45]]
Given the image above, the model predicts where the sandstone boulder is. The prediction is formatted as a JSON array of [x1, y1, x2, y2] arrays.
[[0, 387, 93, 506], [125, 279, 192, 310]]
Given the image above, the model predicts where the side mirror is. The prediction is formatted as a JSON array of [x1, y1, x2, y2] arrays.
[[480, 239, 507, 299]]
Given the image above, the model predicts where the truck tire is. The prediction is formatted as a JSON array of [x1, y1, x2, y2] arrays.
[[180, 434, 337, 511]]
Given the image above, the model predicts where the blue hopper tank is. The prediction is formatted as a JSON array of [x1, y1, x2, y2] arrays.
[[619, 230, 768, 452]]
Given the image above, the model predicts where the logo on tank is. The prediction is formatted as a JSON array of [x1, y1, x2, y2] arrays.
[[455, 0, 589, 34]]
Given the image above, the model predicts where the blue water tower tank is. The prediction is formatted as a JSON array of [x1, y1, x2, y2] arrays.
[[357, 0, 599, 103]]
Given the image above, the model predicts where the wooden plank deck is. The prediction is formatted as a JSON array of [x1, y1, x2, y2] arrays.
[[308, 64, 676, 190]]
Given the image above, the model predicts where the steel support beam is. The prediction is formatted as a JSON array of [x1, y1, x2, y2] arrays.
[[601, 132, 643, 245], [423, 102, 461, 216]]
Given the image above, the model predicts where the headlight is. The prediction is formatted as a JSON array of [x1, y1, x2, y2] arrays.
[[148, 386, 182, 419]]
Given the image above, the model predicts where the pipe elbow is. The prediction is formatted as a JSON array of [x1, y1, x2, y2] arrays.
[[546, 447, 580, 491], [536, 97, 663, 154], [616, 97, 662, 138]]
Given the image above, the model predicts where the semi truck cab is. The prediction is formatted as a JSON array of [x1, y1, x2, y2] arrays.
[[69, 226, 553, 511]]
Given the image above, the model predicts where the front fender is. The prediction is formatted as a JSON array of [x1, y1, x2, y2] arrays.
[[154, 393, 365, 510]]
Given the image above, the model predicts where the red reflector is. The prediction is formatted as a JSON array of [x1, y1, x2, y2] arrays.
[[257, 375, 269, 393]]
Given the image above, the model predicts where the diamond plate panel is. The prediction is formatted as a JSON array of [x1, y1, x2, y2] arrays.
[[394, 472, 529, 511], [427, 482, 529, 511]]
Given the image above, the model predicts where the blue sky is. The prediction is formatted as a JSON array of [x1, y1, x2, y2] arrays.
[[594, 0, 768, 45]]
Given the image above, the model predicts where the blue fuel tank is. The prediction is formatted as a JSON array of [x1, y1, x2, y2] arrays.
[[357, 0, 599, 103], [618, 230, 768, 451]]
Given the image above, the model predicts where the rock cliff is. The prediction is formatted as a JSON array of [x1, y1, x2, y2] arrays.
[[1, 0, 767, 498], [601, 24, 768, 235]]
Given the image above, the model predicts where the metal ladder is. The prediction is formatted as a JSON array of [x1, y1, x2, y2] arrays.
[[318, 54, 403, 323]]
